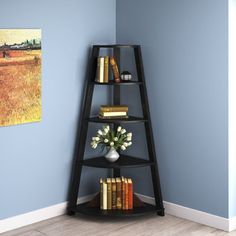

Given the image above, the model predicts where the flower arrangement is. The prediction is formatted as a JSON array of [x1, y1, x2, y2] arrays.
[[91, 125, 132, 151]]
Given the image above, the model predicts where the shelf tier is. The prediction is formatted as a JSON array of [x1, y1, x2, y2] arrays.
[[81, 155, 154, 169], [91, 81, 142, 86], [87, 116, 147, 124], [94, 44, 139, 48], [75, 202, 158, 217]]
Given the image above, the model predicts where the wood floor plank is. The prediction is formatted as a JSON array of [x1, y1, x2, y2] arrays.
[[1, 214, 236, 236]]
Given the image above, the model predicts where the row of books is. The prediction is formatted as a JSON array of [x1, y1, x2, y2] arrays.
[[99, 105, 128, 119], [96, 56, 120, 83], [100, 177, 133, 210]]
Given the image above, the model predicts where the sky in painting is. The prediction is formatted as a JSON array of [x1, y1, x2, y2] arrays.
[[0, 29, 41, 46]]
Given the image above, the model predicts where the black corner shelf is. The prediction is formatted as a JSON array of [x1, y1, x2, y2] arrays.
[[75, 202, 158, 217], [87, 116, 147, 124], [81, 155, 154, 169], [67, 44, 165, 218], [92, 81, 142, 86]]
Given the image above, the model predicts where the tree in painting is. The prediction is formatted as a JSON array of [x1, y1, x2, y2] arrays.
[[0, 29, 41, 126]]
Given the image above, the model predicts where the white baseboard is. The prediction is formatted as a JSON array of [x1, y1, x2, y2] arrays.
[[0, 193, 95, 234], [136, 193, 234, 232], [1, 193, 236, 233]]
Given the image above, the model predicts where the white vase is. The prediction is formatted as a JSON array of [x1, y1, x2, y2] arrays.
[[105, 147, 120, 162]]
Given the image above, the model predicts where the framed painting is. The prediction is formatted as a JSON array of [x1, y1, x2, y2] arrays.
[[0, 29, 41, 127]]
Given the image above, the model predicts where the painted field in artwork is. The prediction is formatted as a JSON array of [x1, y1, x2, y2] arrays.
[[0, 29, 41, 126]]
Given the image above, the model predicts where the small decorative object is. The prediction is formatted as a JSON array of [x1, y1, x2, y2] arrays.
[[121, 71, 132, 81], [91, 125, 132, 162], [110, 57, 120, 83]]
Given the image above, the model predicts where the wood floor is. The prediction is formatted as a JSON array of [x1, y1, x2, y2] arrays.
[[2, 214, 236, 236]]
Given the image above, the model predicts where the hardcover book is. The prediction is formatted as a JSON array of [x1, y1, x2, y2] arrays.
[[99, 111, 127, 117], [96, 57, 104, 83], [104, 56, 109, 83], [128, 178, 133, 210], [102, 180, 107, 210], [125, 178, 129, 210], [100, 105, 128, 112], [110, 57, 120, 83], [112, 178, 117, 209], [100, 178, 103, 210], [107, 178, 112, 210], [116, 178, 122, 209], [121, 177, 126, 210]]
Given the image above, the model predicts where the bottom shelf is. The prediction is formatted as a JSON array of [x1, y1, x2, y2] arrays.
[[74, 201, 161, 217]]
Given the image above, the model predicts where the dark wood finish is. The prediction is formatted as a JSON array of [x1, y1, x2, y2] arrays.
[[81, 155, 154, 169], [134, 46, 164, 216], [87, 116, 147, 124], [75, 202, 159, 217], [67, 45, 164, 217]]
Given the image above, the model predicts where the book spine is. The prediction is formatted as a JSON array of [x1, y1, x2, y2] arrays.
[[107, 178, 112, 210], [112, 178, 117, 210], [103, 181, 107, 210], [100, 178, 103, 210], [122, 177, 126, 210], [110, 57, 120, 82], [116, 178, 122, 209], [104, 56, 109, 83], [128, 179, 133, 210], [96, 57, 104, 83], [125, 178, 129, 210], [100, 111, 127, 116], [100, 107, 128, 112]]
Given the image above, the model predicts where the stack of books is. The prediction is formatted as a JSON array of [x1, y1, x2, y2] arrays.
[[99, 105, 128, 119], [96, 56, 120, 83], [100, 177, 133, 210]]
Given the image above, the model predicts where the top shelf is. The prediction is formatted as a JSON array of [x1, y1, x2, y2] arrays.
[[94, 44, 139, 48]]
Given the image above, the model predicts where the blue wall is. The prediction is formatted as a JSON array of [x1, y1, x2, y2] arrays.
[[0, 0, 116, 219], [117, 0, 228, 217]]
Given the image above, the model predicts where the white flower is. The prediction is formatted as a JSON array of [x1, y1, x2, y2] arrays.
[[104, 139, 109, 143], [106, 125, 110, 131], [95, 137, 100, 141], [124, 142, 128, 147], [121, 145, 126, 150], [114, 137, 118, 141], [121, 129, 126, 134], [127, 132, 132, 137], [98, 130, 103, 135], [92, 143, 97, 149], [117, 126, 122, 132], [110, 142, 114, 147], [103, 132, 107, 136], [128, 142, 132, 146], [104, 128, 109, 134], [92, 137, 96, 141], [127, 136, 132, 141]]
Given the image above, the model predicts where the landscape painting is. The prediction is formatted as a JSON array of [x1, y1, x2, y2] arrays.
[[0, 29, 41, 127]]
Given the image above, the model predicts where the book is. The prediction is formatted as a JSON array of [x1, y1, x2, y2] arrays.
[[96, 57, 104, 83], [99, 111, 127, 117], [110, 57, 120, 83], [112, 178, 117, 209], [104, 56, 109, 83], [100, 178, 103, 210], [107, 178, 112, 210], [125, 178, 129, 210], [100, 105, 128, 112], [116, 178, 122, 209], [128, 178, 133, 210], [102, 180, 107, 210], [121, 177, 126, 210]]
